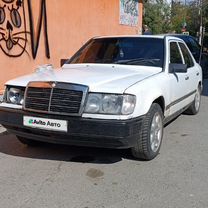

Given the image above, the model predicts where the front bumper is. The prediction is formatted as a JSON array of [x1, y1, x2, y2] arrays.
[[0, 107, 144, 149]]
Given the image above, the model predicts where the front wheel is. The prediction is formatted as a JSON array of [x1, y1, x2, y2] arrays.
[[131, 103, 164, 160]]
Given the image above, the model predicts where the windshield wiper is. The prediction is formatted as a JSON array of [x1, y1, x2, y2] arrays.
[[114, 58, 161, 66]]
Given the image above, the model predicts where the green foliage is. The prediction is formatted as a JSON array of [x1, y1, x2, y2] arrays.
[[143, 0, 208, 36], [185, 2, 200, 36], [170, 2, 185, 33], [143, 0, 171, 34]]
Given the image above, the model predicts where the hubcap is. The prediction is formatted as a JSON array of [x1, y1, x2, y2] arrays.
[[195, 88, 201, 111], [150, 112, 163, 152]]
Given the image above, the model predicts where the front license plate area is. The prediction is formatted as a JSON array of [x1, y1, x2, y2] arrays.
[[23, 116, 68, 132]]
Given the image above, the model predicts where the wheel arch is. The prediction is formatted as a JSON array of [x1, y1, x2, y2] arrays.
[[199, 81, 202, 91], [153, 96, 165, 113]]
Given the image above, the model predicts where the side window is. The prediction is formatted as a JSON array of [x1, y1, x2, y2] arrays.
[[188, 37, 201, 62], [188, 37, 200, 53], [170, 42, 183, 64], [179, 43, 194, 68]]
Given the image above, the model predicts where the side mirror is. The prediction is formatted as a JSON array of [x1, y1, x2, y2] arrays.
[[60, 59, 69, 67], [169, 63, 187, 73]]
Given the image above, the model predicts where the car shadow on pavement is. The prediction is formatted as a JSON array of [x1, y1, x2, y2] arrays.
[[0, 134, 140, 164]]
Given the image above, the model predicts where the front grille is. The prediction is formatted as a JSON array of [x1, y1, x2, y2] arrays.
[[25, 87, 51, 111], [24, 82, 88, 116]]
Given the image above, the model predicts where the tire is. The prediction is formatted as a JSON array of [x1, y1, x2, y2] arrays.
[[185, 86, 201, 115], [17, 136, 42, 146], [131, 103, 164, 160]]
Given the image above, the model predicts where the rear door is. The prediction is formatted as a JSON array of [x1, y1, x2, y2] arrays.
[[178, 42, 199, 94]]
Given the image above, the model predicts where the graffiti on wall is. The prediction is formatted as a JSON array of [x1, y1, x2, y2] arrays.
[[120, 0, 139, 26], [0, 0, 50, 58]]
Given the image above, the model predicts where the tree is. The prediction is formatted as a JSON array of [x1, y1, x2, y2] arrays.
[[143, 0, 208, 39], [170, 1, 186, 33], [143, 0, 172, 34]]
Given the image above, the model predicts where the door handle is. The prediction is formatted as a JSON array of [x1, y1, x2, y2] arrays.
[[196, 72, 199, 76], [185, 76, 189, 80]]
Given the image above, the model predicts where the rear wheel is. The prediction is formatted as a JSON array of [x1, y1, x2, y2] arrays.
[[185, 86, 201, 115], [131, 103, 164, 160], [17, 136, 42, 146]]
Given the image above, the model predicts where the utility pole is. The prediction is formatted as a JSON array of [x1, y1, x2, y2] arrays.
[[199, 0, 203, 46], [182, 0, 187, 32], [198, 0, 204, 65]]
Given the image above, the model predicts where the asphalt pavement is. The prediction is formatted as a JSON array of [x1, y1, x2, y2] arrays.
[[0, 81, 208, 208]]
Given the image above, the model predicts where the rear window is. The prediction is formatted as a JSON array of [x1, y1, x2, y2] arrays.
[[69, 37, 164, 67]]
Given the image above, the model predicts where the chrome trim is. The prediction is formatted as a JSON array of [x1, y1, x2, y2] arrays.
[[23, 81, 89, 116], [166, 90, 196, 110], [48, 85, 54, 112]]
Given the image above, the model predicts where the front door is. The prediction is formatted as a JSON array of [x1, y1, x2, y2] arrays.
[[168, 41, 193, 115]]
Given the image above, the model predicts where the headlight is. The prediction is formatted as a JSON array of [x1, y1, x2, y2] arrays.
[[84, 93, 136, 115], [122, 94, 136, 115], [6, 87, 25, 105], [85, 94, 102, 113], [102, 94, 123, 114]]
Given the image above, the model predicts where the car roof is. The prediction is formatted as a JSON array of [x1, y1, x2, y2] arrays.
[[93, 35, 184, 42], [94, 35, 165, 39], [162, 34, 197, 40]]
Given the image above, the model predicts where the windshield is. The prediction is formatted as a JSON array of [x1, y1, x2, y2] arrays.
[[68, 37, 164, 67]]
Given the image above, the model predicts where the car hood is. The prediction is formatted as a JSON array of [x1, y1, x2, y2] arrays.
[[6, 64, 162, 93]]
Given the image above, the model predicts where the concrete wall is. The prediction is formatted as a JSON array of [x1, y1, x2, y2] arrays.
[[0, 0, 143, 93]]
